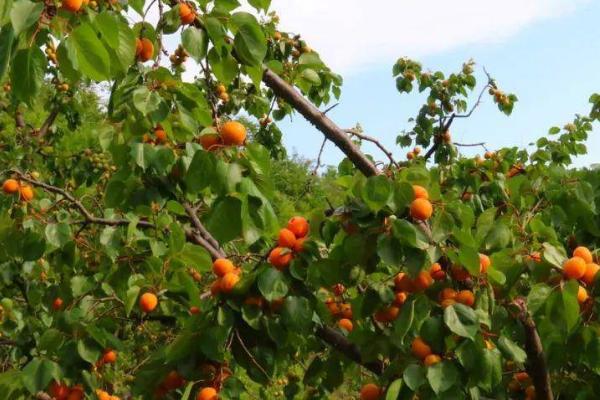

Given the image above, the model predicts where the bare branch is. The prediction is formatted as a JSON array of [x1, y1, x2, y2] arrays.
[[345, 128, 399, 168], [453, 142, 486, 148], [235, 329, 271, 380], [322, 103, 339, 115], [262, 69, 379, 177], [312, 137, 327, 176]]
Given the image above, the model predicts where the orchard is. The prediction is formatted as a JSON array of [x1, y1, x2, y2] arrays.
[[0, 0, 600, 399]]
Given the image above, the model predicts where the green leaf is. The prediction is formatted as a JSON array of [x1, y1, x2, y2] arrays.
[[125, 285, 140, 317], [233, 22, 267, 66], [182, 27, 208, 62], [300, 68, 321, 85], [208, 48, 239, 84], [458, 245, 480, 276], [426, 361, 458, 394], [281, 296, 313, 332], [403, 364, 425, 391], [385, 379, 403, 400], [392, 219, 429, 250], [542, 242, 567, 269], [0, 25, 14, 81], [69, 23, 111, 81], [362, 175, 392, 212], [133, 86, 167, 117], [95, 11, 120, 49], [10, 48, 45, 103], [527, 283, 552, 314], [21, 358, 61, 394], [257, 268, 288, 302], [71, 276, 94, 297], [45, 223, 72, 248], [175, 243, 212, 271], [497, 336, 527, 364], [484, 222, 511, 251], [185, 149, 215, 193], [10, 0, 43, 35], [205, 196, 243, 243], [77, 339, 101, 364], [443, 304, 478, 339]]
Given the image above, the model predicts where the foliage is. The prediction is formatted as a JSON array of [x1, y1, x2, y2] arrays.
[[0, 0, 600, 399]]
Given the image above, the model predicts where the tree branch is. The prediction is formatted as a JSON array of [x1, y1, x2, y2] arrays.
[[37, 107, 60, 138], [345, 128, 399, 168], [262, 69, 379, 177], [183, 202, 225, 258], [513, 297, 553, 400], [10, 170, 155, 229]]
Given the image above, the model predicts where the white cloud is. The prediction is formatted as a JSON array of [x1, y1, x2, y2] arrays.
[[272, 0, 589, 73]]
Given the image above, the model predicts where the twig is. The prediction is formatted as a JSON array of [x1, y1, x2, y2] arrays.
[[235, 329, 270, 380], [9, 170, 155, 229], [153, 0, 165, 68], [344, 128, 398, 168], [183, 202, 226, 258], [312, 137, 327, 175], [453, 142, 486, 148], [322, 103, 339, 115]]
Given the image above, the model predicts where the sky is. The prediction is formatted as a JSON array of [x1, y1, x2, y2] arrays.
[[152, 0, 600, 168]]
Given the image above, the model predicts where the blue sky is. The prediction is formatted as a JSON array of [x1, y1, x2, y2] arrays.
[[273, 0, 600, 168]]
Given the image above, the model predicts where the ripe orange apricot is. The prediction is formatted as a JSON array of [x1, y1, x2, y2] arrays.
[[50, 381, 70, 400], [278, 228, 297, 248], [52, 297, 63, 311], [199, 133, 222, 151], [573, 246, 593, 263], [577, 285, 588, 304], [20, 185, 34, 202], [424, 354, 441, 366], [410, 198, 433, 220], [563, 257, 587, 280], [102, 349, 117, 364], [197, 386, 218, 400], [439, 288, 457, 301], [220, 272, 240, 293], [514, 372, 529, 382], [413, 271, 433, 291], [212, 258, 235, 277], [479, 253, 491, 273], [63, 0, 82, 12], [179, 3, 196, 25], [67, 386, 84, 400], [96, 389, 111, 400], [394, 291, 408, 306], [325, 298, 341, 316], [340, 303, 353, 319], [583, 263, 600, 285], [338, 318, 353, 332], [2, 179, 19, 194], [190, 306, 200, 315], [359, 383, 381, 400], [412, 185, 429, 200], [139, 292, 158, 313], [430, 263, 445, 280], [154, 127, 167, 144], [268, 247, 293, 270], [394, 272, 414, 292], [287, 216, 309, 238], [220, 121, 247, 146], [456, 290, 475, 307], [292, 237, 306, 253], [163, 370, 185, 390], [411, 336, 432, 359], [139, 38, 154, 62], [135, 38, 143, 58], [440, 298, 456, 308], [374, 306, 400, 323]]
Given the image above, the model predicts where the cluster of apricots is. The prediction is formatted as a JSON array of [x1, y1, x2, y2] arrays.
[[48, 381, 85, 400], [143, 125, 168, 145], [323, 284, 353, 332], [2, 178, 34, 202], [405, 146, 421, 160], [411, 336, 442, 367], [45, 39, 58, 65], [563, 245, 599, 304], [410, 185, 433, 221], [215, 83, 229, 103], [179, 2, 197, 25], [268, 216, 309, 270], [139, 292, 158, 313], [199, 120, 247, 151], [153, 370, 186, 398], [507, 371, 537, 400], [210, 258, 241, 296], [135, 38, 154, 63]]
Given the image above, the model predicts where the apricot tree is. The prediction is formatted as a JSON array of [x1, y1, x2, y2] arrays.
[[1, 0, 600, 399]]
